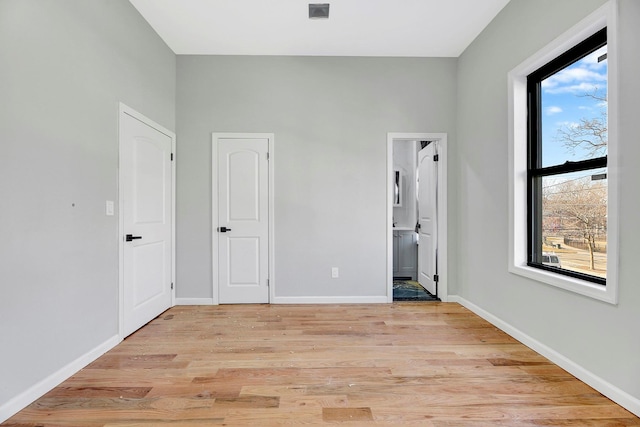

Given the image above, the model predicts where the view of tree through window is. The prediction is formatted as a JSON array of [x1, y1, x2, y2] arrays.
[[528, 29, 607, 284]]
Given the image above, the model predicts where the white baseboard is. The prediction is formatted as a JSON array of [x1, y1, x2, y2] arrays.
[[176, 296, 388, 305], [449, 295, 640, 417], [0, 334, 120, 423], [175, 297, 215, 305], [272, 296, 388, 304]]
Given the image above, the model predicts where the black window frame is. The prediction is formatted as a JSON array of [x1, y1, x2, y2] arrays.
[[526, 27, 607, 286]]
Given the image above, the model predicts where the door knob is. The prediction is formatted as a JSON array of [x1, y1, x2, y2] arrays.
[[218, 227, 232, 233], [125, 234, 142, 242]]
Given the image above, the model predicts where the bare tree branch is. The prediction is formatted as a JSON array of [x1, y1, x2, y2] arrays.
[[542, 178, 606, 269], [555, 89, 608, 157]]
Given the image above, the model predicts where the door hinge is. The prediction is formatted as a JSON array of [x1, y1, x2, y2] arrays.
[[434, 274, 439, 283], [433, 154, 439, 162], [171, 153, 174, 161], [267, 152, 270, 160], [171, 282, 174, 290], [267, 279, 270, 287]]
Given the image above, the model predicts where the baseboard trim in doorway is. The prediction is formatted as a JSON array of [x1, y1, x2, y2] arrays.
[[175, 298, 215, 305], [0, 334, 120, 423], [272, 296, 388, 304], [449, 295, 640, 417]]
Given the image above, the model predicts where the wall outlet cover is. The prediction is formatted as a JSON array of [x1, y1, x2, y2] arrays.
[[106, 200, 115, 216]]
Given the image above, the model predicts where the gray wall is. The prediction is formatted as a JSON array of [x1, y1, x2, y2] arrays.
[[4, 0, 638, 417], [176, 56, 457, 299], [0, 0, 175, 407], [456, 0, 640, 401]]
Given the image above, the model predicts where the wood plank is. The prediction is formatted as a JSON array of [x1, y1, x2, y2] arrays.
[[44, 387, 152, 399], [212, 395, 280, 409], [3, 303, 638, 426], [322, 407, 373, 422]]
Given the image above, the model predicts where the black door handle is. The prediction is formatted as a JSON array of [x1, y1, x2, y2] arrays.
[[125, 234, 142, 242], [218, 227, 232, 233]]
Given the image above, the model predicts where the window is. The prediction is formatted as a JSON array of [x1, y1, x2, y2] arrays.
[[527, 28, 607, 285], [508, 3, 617, 304]]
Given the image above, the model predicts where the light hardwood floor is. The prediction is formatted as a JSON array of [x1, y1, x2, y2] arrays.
[[4, 303, 639, 426]]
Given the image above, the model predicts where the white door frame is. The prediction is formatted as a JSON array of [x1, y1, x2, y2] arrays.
[[118, 103, 176, 339], [211, 133, 275, 305], [387, 133, 448, 302]]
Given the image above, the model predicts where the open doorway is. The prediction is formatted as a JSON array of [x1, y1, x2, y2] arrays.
[[387, 133, 448, 302]]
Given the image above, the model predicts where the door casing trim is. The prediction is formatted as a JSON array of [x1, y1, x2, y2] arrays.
[[211, 133, 275, 305], [387, 133, 448, 302], [118, 103, 176, 340]]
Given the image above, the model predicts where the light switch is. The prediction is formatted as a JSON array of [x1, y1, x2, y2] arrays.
[[106, 200, 114, 216]]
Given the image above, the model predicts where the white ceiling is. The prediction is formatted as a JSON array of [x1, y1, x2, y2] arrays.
[[128, 0, 511, 57]]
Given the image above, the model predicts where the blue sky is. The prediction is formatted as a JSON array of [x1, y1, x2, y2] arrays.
[[540, 45, 608, 168]]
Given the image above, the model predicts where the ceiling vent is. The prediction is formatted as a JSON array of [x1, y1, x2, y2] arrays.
[[309, 3, 330, 19]]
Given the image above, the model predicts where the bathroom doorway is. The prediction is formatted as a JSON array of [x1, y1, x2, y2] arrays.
[[387, 133, 448, 302]]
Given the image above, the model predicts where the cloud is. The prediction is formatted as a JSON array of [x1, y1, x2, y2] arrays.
[[544, 81, 604, 95], [541, 46, 607, 95], [545, 106, 563, 115], [582, 46, 608, 70], [547, 67, 604, 84], [542, 69, 606, 94], [556, 121, 580, 129]]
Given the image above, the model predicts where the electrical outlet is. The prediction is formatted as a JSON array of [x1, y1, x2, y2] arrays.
[[105, 200, 114, 216], [331, 267, 339, 278]]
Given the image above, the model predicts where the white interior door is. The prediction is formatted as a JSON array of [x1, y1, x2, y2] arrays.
[[120, 109, 173, 337], [218, 137, 269, 304], [418, 142, 438, 296]]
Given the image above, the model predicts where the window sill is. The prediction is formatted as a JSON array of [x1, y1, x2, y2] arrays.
[[509, 263, 616, 304]]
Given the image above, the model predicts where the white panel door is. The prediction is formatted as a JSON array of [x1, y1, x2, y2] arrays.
[[418, 143, 438, 296], [218, 138, 269, 303], [121, 112, 173, 336]]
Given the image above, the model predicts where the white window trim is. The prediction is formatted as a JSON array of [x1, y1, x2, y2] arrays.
[[508, 1, 619, 304]]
